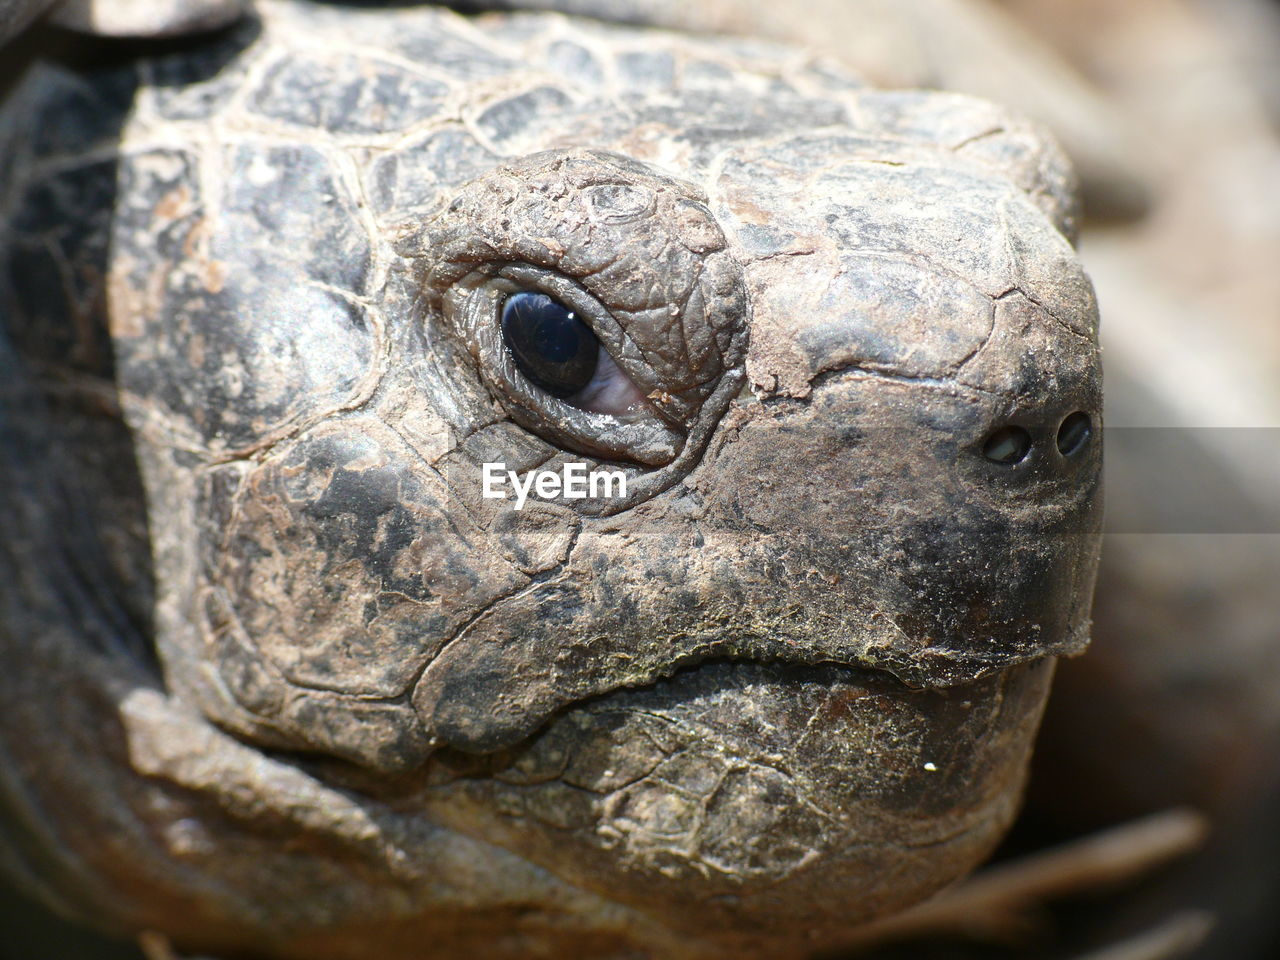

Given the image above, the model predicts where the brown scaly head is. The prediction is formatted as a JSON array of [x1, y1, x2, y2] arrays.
[[0, 2, 1099, 957]]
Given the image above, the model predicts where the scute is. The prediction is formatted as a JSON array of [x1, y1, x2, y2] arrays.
[[108, 143, 378, 452], [249, 52, 450, 136], [368, 126, 499, 219], [210, 416, 527, 699], [475, 84, 579, 153]]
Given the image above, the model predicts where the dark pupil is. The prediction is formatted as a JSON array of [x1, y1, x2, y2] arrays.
[[500, 291, 599, 399], [983, 425, 1032, 464], [1057, 411, 1091, 456]]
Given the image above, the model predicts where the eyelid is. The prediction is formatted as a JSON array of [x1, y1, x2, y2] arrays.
[[492, 263, 678, 422], [441, 263, 686, 467]]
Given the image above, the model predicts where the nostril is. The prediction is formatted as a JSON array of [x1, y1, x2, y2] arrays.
[[1056, 412, 1092, 456], [982, 426, 1032, 465]]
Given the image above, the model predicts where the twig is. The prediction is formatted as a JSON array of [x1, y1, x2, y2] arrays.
[[838, 807, 1210, 950], [138, 931, 180, 960], [1068, 910, 1214, 960]]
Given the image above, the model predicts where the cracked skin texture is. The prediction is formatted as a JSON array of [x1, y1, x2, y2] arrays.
[[0, 1, 1100, 958]]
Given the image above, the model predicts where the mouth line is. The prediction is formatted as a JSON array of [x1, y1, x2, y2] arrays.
[[424, 654, 985, 780], [429, 648, 983, 759], [416, 657, 1032, 885], [410, 480, 1095, 752], [601, 651, 919, 697], [413, 560, 1080, 757]]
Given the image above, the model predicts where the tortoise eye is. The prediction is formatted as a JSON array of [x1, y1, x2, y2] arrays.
[[1056, 411, 1091, 456], [500, 291, 599, 398], [982, 425, 1033, 465]]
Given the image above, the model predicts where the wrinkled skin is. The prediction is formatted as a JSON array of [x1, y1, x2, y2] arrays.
[[0, 2, 1101, 957]]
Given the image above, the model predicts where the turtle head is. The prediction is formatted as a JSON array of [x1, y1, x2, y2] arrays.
[[155, 105, 1099, 944], [350, 130, 1100, 937], [25, 22, 1099, 949]]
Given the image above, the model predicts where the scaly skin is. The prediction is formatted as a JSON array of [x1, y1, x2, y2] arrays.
[[0, 2, 1101, 957]]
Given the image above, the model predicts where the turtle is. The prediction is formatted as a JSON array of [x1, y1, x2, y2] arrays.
[[0, 1, 1102, 957]]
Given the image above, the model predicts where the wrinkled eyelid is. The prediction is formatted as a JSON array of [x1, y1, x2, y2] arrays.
[[434, 262, 688, 468]]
